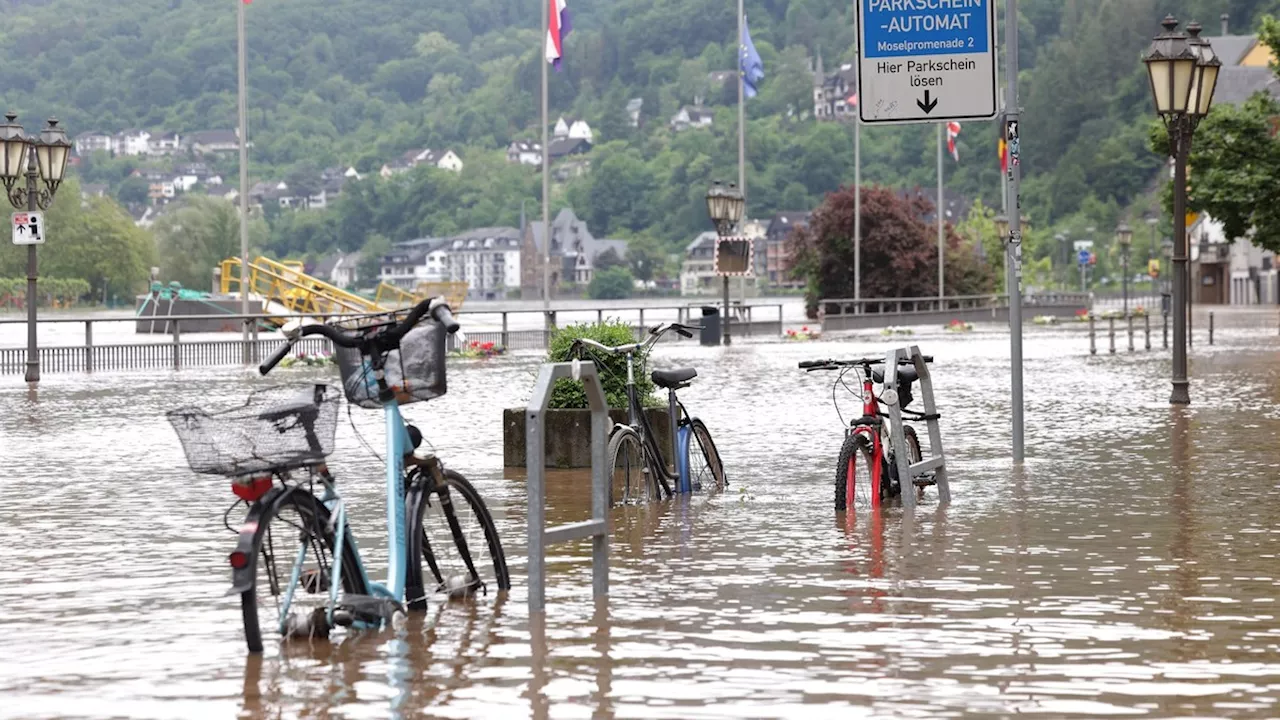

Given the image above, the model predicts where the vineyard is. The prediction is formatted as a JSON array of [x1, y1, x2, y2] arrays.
[[0, 278, 92, 309]]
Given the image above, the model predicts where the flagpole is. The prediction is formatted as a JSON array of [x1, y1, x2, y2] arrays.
[[237, 0, 250, 362], [937, 122, 944, 301], [854, 19, 861, 305], [541, 0, 551, 313]]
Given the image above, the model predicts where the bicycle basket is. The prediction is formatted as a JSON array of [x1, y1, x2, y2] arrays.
[[332, 310, 447, 409], [166, 384, 340, 477]]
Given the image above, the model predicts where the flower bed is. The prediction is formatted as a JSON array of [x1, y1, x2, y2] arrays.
[[454, 340, 506, 359], [785, 326, 821, 341], [1032, 315, 1058, 326], [881, 326, 914, 336], [945, 319, 974, 332]]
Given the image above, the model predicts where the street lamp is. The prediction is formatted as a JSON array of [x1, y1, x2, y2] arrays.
[[1143, 15, 1219, 405], [1116, 222, 1133, 315], [705, 180, 745, 346], [0, 113, 71, 384]]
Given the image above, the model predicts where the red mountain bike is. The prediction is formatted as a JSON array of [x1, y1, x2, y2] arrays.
[[800, 356, 935, 510]]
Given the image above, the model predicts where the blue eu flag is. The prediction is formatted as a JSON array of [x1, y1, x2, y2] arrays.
[[739, 16, 764, 98]]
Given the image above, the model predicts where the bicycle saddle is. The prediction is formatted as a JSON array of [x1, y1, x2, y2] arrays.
[[652, 367, 697, 388]]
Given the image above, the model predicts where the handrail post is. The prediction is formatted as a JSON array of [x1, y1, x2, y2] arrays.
[[1144, 313, 1151, 351], [251, 320, 260, 364], [638, 308, 645, 335], [84, 320, 93, 373], [1089, 314, 1096, 355], [501, 312, 509, 349], [1108, 317, 1115, 354], [1209, 311, 1214, 345], [1127, 313, 1134, 352], [173, 319, 181, 371]]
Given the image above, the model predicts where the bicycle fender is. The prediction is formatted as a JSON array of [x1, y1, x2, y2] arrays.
[[226, 487, 299, 596]]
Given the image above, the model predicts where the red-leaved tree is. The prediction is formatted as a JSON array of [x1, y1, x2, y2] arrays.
[[786, 185, 994, 316]]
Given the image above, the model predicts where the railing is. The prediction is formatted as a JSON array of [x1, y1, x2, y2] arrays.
[[817, 292, 1091, 318]]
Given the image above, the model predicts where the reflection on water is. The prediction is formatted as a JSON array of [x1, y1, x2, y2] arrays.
[[1, 330, 1279, 718]]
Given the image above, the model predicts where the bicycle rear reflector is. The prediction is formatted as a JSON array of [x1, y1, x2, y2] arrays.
[[228, 551, 249, 569], [231, 475, 273, 502]]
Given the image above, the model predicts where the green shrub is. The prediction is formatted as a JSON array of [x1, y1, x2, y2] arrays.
[[546, 320, 658, 409]]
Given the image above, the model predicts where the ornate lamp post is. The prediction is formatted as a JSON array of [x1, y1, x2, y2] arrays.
[[1143, 16, 1219, 405], [705, 180, 744, 346], [1116, 222, 1133, 315], [0, 113, 71, 384]]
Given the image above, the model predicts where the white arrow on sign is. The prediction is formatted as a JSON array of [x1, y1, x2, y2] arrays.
[[856, 0, 998, 125]]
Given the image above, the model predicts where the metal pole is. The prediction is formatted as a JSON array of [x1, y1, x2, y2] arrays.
[[237, 0, 251, 364], [1122, 249, 1129, 316], [854, 14, 862, 304], [1005, 0, 1024, 464], [24, 150, 39, 384], [722, 275, 731, 346], [937, 122, 945, 301], [541, 0, 551, 311], [1170, 119, 1191, 404]]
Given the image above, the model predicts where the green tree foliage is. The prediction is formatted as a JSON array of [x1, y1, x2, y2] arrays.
[[153, 196, 268, 290], [0, 179, 154, 300], [545, 320, 656, 409], [587, 266, 634, 299], [787, 185, 996, 314]]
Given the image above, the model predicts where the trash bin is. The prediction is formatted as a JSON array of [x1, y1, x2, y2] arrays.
[[700, 306, 720, 346]]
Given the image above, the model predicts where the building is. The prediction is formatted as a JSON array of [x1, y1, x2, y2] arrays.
[[379, 239, 451, 290], [80, 183, 109, 199], [74, 132, 112, 156], [148, 132, 183, 155], [521, 208, 628, 298], [670, 106, 714, 132], [626, 98, 644, 128], [553, 116, 594, 143], [114, 130, 152, 156], [314, 251, 363, 289], [765, 212, 810, 286], [445, 227, 523, 300], [547, 137, 591, 160], [379, 148, 463, 177], [813, 58, 859, 120], [188, 130, 243, 154], [507, 140, 542, 165], [680, 232, 720, 296], [1188, 214, 1277, 306]]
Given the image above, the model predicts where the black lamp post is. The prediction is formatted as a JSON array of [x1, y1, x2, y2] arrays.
[[705, 180, 744, 346], [1143, 16, 1219, 405], [0, 113, 71, 385], [1116, 222, 1133, 315]]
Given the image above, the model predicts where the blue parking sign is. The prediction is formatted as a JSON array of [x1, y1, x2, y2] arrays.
[[1077, 249, 1090, 266]]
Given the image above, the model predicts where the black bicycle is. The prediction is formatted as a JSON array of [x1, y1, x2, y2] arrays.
[[570, 323, 726, 504]]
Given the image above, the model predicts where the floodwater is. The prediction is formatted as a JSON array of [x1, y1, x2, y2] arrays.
[[1, 322, 1279, 719]]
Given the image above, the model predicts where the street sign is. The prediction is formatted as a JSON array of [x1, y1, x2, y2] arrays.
[[11, 211, 44, 245], [1072, 240, 1093, 252], [1148, 259, 1160, 278], [855, 0, 998, 125], [714, 237, 754, 276], [1077, 249, 1090, 266]]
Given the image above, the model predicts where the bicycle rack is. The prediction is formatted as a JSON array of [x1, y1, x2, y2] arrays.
[[525, 360, 610, 613], [881, 345, 950, 508]]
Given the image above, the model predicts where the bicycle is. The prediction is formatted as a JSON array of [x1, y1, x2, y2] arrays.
[[799, 355, 936, 511], [570, 323, 726, 504], [168, 297, 509, 654]]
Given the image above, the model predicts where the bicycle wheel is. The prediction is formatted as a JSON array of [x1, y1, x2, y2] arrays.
[[685, 418, 726, 492], [407, 468, 510, 608], [834, 433, 876, 512], [607, 426, 659, 505], [241, 489, 367, 654]]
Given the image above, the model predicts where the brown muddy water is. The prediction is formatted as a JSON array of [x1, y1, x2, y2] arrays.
[[1, 326, 1278, 719]]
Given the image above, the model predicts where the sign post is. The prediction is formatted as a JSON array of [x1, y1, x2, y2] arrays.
[[714, 237, 754, 346], [855, 0, 998, 125]]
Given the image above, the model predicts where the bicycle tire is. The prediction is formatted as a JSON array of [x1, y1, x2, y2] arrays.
[[834, 433, 876, 512], [607, 426, 660, 505], [241, 489, 368, 654], [686, 418, 727, 492], [406, 469, 510, 609]]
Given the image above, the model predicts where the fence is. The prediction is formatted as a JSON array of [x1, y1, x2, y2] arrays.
[[818, 292, 1090, 331]]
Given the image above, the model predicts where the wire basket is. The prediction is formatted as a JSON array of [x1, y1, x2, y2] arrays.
[[332, 310, 447, 409], [167, 384, 340, 477]]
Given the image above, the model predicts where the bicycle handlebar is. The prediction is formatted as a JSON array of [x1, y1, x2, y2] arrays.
[[259, 297, 459, 375], [799, 355, 934, 371]]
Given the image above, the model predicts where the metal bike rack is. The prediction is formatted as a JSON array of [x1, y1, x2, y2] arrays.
[[881, 345, 950, 508], [526, 361, 609, 613]]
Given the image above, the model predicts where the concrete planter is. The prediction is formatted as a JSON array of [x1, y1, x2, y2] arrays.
[[503, 407, 673, 468]]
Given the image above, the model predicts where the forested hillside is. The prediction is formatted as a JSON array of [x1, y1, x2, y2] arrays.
[[1, 0, 1277, 264]]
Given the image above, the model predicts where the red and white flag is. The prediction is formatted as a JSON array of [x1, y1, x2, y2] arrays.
[[545, 0, 573, 71], [946, 121, 961, 162]]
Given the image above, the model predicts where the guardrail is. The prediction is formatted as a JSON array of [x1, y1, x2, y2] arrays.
[[817, 292, 1090, 331]]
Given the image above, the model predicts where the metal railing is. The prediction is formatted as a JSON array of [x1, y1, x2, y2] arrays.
[[817, 292, 1090, 318]]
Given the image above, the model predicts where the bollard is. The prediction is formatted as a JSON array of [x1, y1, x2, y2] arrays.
[[251, 322, 260, 364], [501, 312, 509, 349], [84, 320, 94, 373], [1144, 313, 1151, 351], [1163, 313, 1168, 349], [1089, 314, 1096, 355], [1127, 313, 1134, 352], [1108, 317, 1115, 354], [1209, 311, 1215, 345], [638, 308, 645, 334], [597, 309, 603, 324], [172, 320, 181, 371]]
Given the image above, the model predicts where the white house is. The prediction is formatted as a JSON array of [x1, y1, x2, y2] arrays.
[[188, 130, 243, 154], [74, 132, 112, 156], [148, 132, 182, 155], [553, 116, 594, 143], [114, 130, 152, 156], [506, 141, 541, 165], [314, 252, 364, 289], [379, 148, 463, 177], [670, 106, 715, 132], [445, 227, 523, 300], [626, 98, 643, 128]]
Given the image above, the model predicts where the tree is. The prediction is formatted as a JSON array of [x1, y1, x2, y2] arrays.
[[624, 234, 667, 282], [587, 266, 634, 299], [357, 233, 391, 287], [594, 247, 624, 271], [153, 196, 268, 290]]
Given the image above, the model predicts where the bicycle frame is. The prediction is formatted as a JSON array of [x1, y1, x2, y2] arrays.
[[849, 369, 886, 510]]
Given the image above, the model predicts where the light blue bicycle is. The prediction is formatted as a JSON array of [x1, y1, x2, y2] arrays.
[[168, 298, 509, 653]]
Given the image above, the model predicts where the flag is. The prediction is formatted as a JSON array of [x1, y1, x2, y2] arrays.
[[545, 0, 572, 71], [739, 16, 764, 98], [999, 136, 1007, 173], [946, 121, 961, 162], [846, 91, 858, 107]]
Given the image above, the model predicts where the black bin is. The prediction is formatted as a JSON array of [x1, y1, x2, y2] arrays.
[[700, 306, 720, 346]]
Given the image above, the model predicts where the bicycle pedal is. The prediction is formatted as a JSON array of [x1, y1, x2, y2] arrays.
[[341, 593, 404, 622]]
